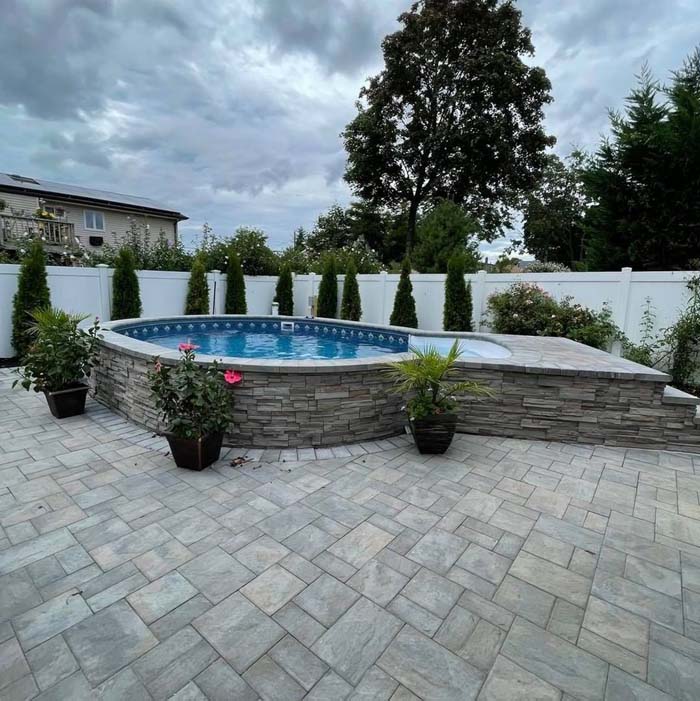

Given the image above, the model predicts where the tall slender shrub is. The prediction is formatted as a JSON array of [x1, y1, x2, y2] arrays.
[[340, 260, 362, 321], [112, 247, 142, 320], [316, 256, 338, 318], [185, 255, 210, 315], [390, 257, 418, 328], [225, 248, 247, 314], [276, 264, 294, 316], [12, 240, 50, 357], [443, 253, 473, 331]]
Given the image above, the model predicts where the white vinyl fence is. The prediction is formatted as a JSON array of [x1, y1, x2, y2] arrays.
[[0, 264, 696, 358]]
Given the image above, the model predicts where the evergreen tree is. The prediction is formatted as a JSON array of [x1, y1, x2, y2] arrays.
[[112, 247, 141, 320], [275, 264, 294, 316], [225, 248, 247, 314], [340, 260, 362, 321], [12, 240, 50, 357], [412, 200, 482, 273], [443, 254, 473, 331], [316, 256, 338, 318], [390, 258, 418, 328], [583, 51, 700, 270], [185, 255, 210, 315]]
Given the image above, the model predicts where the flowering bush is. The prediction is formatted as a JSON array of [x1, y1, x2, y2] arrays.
[[487, 282, 559, 336], [148, 346, 239, 439], [14, 308, 100, 392], [487, 282, 619, 350], [526, 261, 572, 273]]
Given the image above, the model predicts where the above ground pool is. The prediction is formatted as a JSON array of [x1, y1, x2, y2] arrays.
[[95, 315, 686, 450], [113, 317, 511, 360]]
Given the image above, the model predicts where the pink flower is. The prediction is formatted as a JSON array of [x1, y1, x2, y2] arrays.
[[154, 361, 162, 372], [224, 369, 242, 385], [178, 342, 198, 352]]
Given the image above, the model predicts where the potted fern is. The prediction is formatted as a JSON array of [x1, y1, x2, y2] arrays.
[[149, 344, 241, 470], [14, 308, 101, 418], [386, 341, 491, 454]]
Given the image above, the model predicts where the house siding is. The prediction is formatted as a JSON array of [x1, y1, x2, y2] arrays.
[[1, 189, 178, 251], [54, 204, 177, 249], [1, 191, 39, 215]]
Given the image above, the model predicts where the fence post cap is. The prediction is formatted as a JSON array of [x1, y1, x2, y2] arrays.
[[621, 267, 633, 272]]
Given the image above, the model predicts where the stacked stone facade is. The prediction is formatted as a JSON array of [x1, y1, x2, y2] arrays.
[[93, 342, 700, 451]]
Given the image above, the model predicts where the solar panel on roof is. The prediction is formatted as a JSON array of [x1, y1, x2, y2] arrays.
[[8, 174, 39, 184]]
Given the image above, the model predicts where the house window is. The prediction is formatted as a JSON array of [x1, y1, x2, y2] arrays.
[[84, 210, 105, 231], [44, 204, 66, 219]]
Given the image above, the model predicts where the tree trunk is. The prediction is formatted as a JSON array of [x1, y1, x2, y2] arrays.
[[406, 199, 420, 255]]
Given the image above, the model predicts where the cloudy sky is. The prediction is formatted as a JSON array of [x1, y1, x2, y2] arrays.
[[2, 1, 698, 259]]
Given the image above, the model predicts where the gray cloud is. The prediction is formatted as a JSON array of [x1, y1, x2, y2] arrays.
[[254, 0, 400, 74], [0, 0, 698, 256]]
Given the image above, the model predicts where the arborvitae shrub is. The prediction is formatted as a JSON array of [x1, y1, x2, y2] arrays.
[[225, 248, 247, 314], [316, 256, 338, 318], [185, 255, 210, 315], [340, 260, 362, 321], [112, 247, 142, 320], [390, 257, 418, 328], [275, 264, 294, 316], [12, 240, 50, 357], [443, 253, 473, 331]]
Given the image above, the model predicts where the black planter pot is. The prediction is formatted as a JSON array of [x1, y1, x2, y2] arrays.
[[165, 432, 223, 471], [44, 384, 89, 419], [409, 413, 458, 454]]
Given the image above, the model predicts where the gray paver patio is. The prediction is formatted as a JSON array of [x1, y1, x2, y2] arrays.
[[2, 368, 700, 698]]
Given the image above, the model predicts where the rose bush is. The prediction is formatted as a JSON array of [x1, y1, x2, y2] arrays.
[[487, 282, 620, 350]]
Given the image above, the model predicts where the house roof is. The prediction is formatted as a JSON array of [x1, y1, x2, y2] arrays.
[[0, 173, 187, 221]]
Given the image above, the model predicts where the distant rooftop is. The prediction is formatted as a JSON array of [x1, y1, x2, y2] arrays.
[[0, 173, 187, 220]]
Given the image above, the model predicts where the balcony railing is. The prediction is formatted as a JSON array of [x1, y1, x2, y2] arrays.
[[0, 213, 77, 251]]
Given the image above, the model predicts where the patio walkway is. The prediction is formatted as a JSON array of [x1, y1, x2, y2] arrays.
[[1, 369, 700, 700]]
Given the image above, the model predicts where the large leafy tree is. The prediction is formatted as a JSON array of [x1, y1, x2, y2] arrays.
[[521, 153, 588, 268], [412, 200, 482, 273], [229, 227, 279, 275], [584, 52, 700, 270], [305, 205, 354, 255], [343, 0, 554, 252]]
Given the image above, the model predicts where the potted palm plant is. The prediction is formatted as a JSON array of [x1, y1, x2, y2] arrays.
[[14, 308, 101, 418], [149, 344, 241, 470], [386, 341, 492, 454]]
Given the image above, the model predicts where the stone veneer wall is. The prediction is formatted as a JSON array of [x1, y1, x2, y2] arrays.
[[454, 368, 700, 452], [92, 345, 405, 447], [93, 343, 700, 451]]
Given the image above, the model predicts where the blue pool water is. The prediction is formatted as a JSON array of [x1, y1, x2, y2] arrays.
[[115, 318, 508, 361], [145, 328, 403, 360]]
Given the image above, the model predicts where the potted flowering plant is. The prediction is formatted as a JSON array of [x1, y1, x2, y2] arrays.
[[149, 343, 241, 470], [385, 340, 491, 454], [14, 308, 101, 418]]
